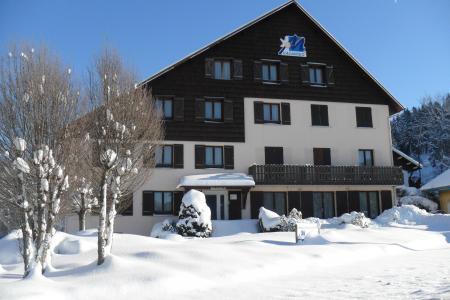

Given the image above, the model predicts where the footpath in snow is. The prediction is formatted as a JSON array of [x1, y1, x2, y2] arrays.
[[0, 206, 449, 300]]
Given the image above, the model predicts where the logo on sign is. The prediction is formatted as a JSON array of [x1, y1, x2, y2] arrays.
[[278, 34, 306, 57]]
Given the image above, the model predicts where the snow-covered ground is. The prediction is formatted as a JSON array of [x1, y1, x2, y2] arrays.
[[1, 206, 449, 300]]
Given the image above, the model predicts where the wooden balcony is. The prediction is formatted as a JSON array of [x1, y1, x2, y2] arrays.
[[248, 164, 403, 186]]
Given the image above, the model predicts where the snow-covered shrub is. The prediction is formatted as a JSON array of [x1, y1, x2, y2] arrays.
[[376, 205, 429, 225], [333, 211, 371, 228], [151, 219, 177, 238], [398, 196, 438, 212], [176, 190, 212, 238], [259, 207, 304, 232]]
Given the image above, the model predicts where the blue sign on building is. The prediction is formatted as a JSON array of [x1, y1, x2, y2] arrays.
[[278, 34, 307, 57]]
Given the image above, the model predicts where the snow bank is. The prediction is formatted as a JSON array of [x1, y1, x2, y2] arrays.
[[0, 231, 22, 264], [398, 195, 438, 212], [211, 220, 259, 237], [55, 237, 96, 255], [176, 190, 212, 237]]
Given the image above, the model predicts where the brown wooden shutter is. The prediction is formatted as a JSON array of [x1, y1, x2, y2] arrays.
[[326, 65, 335, 86], [173, 97, 184, 121], [300, 64, 310, 84], [142, 191, 154, 216], [232, 59, 243, 80], [356, 107, 373, 127], [205, 58, 214, 78], [300, 192, 313, 218], [224, 146, 234, 169], [380, 190, 393, 212], [288, 191, 301, 212], [173, 144, 184, 169], [195, 145, 205, 169], [195, 98, 205, 121], [224, 99, 234, 123], [321, 105, 329, 126], [280, 62, 289, 83], [254, 60, 262, 81], [348, 191, 360, 212], [281, 102, 291, 125], [250, 191, 263, 219], [336, 191, 349, 216], [265, 147, 284, 164], [173, 192, 183, 216], [254, 101, 264, 124], [313, 148, 331, 165]]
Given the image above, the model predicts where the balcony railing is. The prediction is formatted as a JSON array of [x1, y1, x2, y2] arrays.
[[248, 164, 403, 185]]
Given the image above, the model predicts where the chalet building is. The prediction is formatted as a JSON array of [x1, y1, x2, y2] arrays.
[[65, 1, 404, 235]]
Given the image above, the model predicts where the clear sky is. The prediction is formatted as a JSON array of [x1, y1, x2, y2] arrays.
[[1, 0, 449, 108]]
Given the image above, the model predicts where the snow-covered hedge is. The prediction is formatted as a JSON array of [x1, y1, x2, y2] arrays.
[[258, 207, 303, 232], [331, 211, 371, 228], [398, 196, 438, 212], [176, 190, 212, 238]]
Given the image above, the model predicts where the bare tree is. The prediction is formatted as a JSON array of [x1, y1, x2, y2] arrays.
[[0, 45, 79, 277], [71, 176, 98, 231], [79, 49, 163, 265]]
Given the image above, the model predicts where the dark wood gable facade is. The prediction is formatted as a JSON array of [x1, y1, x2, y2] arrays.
[[141, 1, 402, 143]]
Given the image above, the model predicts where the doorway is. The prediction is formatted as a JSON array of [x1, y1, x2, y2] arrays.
[[205, 192, 227, 220]]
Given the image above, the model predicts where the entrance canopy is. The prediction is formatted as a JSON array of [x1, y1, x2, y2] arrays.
[[177, 173, 255, 189]]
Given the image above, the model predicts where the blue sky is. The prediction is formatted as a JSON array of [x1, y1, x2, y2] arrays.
[[1, 0, 449, 108]]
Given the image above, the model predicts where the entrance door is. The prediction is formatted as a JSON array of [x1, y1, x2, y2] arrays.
[[205, 192, 227, 220], [228, 192, 242, 220]]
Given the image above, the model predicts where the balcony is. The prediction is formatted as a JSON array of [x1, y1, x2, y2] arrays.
[[248, 164, 403, 186]]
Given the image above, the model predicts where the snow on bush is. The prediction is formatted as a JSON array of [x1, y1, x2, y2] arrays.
[[376, 205, 430, 225], [332, 211, 371, 228], [398, 196, 438, 212], [176, 190, 212, 238], [151, 219, 178, 239], [259, 207, 305, 232]]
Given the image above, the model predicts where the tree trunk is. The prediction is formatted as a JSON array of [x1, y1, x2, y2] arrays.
[[97, 171, 108, 265], [104, 192, 117, 255], [79, 211, 86, 231], [18, 173, 34, 277]]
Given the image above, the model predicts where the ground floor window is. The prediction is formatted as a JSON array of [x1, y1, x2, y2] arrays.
[[154, 191, 173, 215], [359, 191, 379, 218], [263, 192, 285, 216], [312, 192, 334, 218]]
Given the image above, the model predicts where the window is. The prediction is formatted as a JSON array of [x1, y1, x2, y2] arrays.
[[358, 149, 374, 166], [311, 104, 329, 126], [313, 192, 334, 218], [309, 66, 324, 85], [155, 145, 173, 167], [263, 192, 286, 216], [205, 146, 223, 168], [263, 103, 280, 123], [262, 62, 278, 82], [155, 98, 173, 119], [121, 199, 133, 216], [313, 148, 331, 165], [154, 191, 173, 215], [359, 191, 379, 218], [265, 147, 283, 164], [356, 107, 373, 128], [213, 60, 231, 80], [205, 99, 223, 122]]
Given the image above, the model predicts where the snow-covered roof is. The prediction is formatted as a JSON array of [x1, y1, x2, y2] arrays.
[[138, 0, 403, 113], [177, 173, 255, 188], [421, 169, 450, 191], [392, 147, 423, 168]]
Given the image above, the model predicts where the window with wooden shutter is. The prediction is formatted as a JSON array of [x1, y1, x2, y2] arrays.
[[281, 103, 291, 125], [195, 98, 205, 121], [313, 148, 331, 165], [381, 190, 393, 212], [224, 99, 234, 123], [300, 64, 310, 84], [233, 59, 243, 80], [300, 192, 313, 218], [336, 191, 349, 216], [254, 61, 262, 81], [348, 191, 360, 212], [250, 191, 263, 219], [326, 65, 335, 85], [173, 97, 184, 121], [224, 146, 234, 169], [142, 191, 154, 216], [355, 107, 373, 127], [173, 144, 184, 169], [205, 58, 214, 78], [280, 62, 288, 83], [254, 101, 264, 124], [195, 145, 205, 169], [311, 104, 329, 126], [265, 147, 284, 164]]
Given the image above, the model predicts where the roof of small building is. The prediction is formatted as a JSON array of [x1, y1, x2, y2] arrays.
[[421, 168, 450, 191], [177, 173, 255, 188], [392, 147, 423, 170]]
